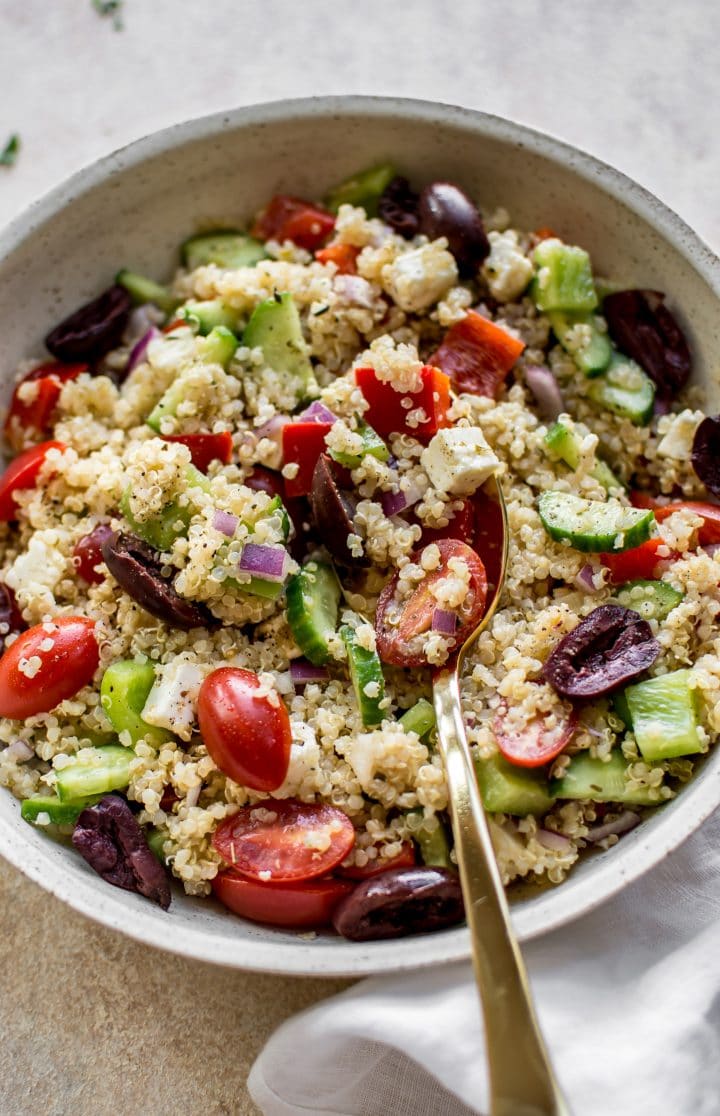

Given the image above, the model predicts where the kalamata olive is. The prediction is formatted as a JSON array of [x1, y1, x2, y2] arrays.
[[604, 289, 691, 400], [244, 465, 285, 499], [0, 582, 26, 649], [543, 604, 660, 698], [332, 866, 464, 941], [72, 794, 171, 909], [377, 176, 420, 238], [45, 284, 132, 363], [309, 454, 368, 566], [691, 415, 720, 497], [417, 182, 490, 276], [73, 523, 115, 584], [101, 531, 218, 630]]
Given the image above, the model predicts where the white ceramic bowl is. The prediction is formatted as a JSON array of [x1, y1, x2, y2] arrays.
[[1, 97, 719, 977]]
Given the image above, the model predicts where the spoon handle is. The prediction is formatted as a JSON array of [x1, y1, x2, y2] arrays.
[[433, 668, 570, 1116]]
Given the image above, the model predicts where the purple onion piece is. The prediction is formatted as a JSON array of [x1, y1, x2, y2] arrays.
[[299, 401, 337, 424], [574, 563, 600, 594], [127, 327, 160, 373], [536, 829, 572, 852], [256, 414, 291, 447], [524, 365, 565, 421], [289, 659, 329, 686], [381, 490, 409, 517], [212, 509, 239, 537], [238, 542, 289, 581], [585, 810, 641, 843], [431, 607, 457, 634]]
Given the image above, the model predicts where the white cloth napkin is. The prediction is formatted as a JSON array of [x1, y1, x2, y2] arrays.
[[249, 807, 720, 1116]]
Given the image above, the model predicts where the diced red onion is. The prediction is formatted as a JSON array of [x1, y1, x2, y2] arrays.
[[574, 563, 600, 594], [256, 414, 292, 448], [238, 543, 289, 582], [127, 327, 160, 372], [536, 828, 572, 852], [212, 509, 239, 537], [299, 401, 337, 424], [381, 481, 423, 518], [702, 543, 720, 558], [431, 608, 457, 634], [585, 810, 640, 843], [124, 304, 163, 345], [653, 396, 671, 417], [4, 740, 33, 762], [290, 660, 329, 687], [524, 365, 565, 421]]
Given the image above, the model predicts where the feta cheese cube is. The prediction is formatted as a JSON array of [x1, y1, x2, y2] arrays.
[[382, 242, 458, 313], [420, 427, 500, 496], [273, 722, 321, 798], [5, 532, 67, 612], [657, 409, 705, 460], [141, 654, 204, 741], [481, 230, 534, 303]]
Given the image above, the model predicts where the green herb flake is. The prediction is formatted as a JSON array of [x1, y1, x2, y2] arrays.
[[0, 134, 20, 168], [91, 0, 124, 30]]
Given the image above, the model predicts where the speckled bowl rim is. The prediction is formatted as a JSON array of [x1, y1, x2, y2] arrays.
[[0, 96, 719, 978]]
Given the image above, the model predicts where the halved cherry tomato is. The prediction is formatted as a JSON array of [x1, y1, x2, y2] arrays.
[[355, 365, 451, 440], [652, 501, 720, 546], [420, 500, 475, 547], [212, 798, 356, 883], [0, 616, 99, 719], [4, 362, 86, 451], [251, 195, 335, 252], [471, 487, 506, 594], [376, 538, 488, 667], [163, 432, 233, 472], [430, 310, 525, 398], [0, 440, 68, 521], [494, 703, 578, 769], [600, 536, 674, 583], [72, 523, 115, 584], [198, 667, 292, 792], [0, 583, 25, 648], [212, 869, 354, 928], [282, 421, 333, 498], [337, 841, 416, 880], [314, 243, 360, 274]]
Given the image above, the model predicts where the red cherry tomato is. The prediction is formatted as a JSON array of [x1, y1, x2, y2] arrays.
[[421, 500, 476, 547], [72, 524, 115, 584], [212, 869, 353, 929], [212, 798, 356, 883], [4, 362, 86, 452], [337, 841, 416, 880], [162, 432, 233, 472], [494, 702, 578, 769], [198, 667, 292, 792], [314, 243, 360, 274], [653, 501, 720, 546], [600, 537, 675, 584], [0, 440, 68, 521], [0, 616, 99, 719], [376, 539, 488, 667], [430, 310, 525, 398], [471, 487, 506, 595], [252, 195, 335, 252]]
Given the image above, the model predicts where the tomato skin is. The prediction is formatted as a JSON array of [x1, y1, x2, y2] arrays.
[[653, 501, 720, 546], [494, 703, 578, 768], [600, 536, 673, 583], [163, 432, 233, 472], [212, 869, 354, 929], [282, 421, 333, 498], [0, 440, 68, 521], [212, 799, 356, 883], [252, 195, 335, 251], [4, 362, 86, 451], [430, 310, 525, 398], [355, 365, 451, 440], [314, 243, 360, 274], [0, 616, 99, 718], [470, 487, 506, 595], [72, 523, 115, 584], [421, 500, 476, 547], [198, 668, 292, 792], [376, 539, 488, 667], [337, 842, 416, 880]]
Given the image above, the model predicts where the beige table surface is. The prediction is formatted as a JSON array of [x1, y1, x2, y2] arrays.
[[1, 1, 719, 1113]]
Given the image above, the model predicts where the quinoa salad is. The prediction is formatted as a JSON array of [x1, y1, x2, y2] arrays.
[[1, 163, 719, 939]]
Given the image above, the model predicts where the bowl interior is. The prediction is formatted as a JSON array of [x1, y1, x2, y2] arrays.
[[1, 98, 719, 976]]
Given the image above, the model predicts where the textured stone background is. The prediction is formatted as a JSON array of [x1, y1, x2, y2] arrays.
[[0, 1, 718, 1113]]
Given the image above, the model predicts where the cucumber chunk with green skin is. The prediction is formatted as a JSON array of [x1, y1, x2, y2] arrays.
[[476, 754, 556, 816], [325, 163, 397, 217], [614, 579, 684, 622], [329, 419, 389, 469], [100, 660, 172, 747], [415, 819, 453, 869], [399, 698, 436, 740], [587, 350, 655, 426], [538, 491, 655, 553], [612, 690, 633, 729], [120, 465, 210, 549], [55, 745, 134, 803], [181, 231, 267, 271], [544, 419, 624, 494], [146, 826, 169, 862], [550, 749, 660, 805], [287, 561, 341, 666], [340, 625, 386, 727], [624, 669, 703, 761], [115, 269, 176, 315], [243, 292, 319, 403], [198, 325, 238, 368], [21, 794, 101, 825], [547, 311, 611, 376], [532, 239, 598, 313], [179, 299, 240, 335]]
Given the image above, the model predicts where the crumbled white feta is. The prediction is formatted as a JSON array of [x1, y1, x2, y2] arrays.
[[481, 230, 534, 302], [657, 409, 705, 460], [382, 242, 458, 313], [273, 722, 321, 799], [141, 655, 204, 741], [420, 426, 500, 496]]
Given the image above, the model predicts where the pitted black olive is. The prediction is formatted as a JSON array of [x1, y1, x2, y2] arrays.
[[691, 415, 720, 497], [0, 582, 26, 649], [417, 182, 490, 276], [543, 604, 660, 699], [72, 795, 171, 909], [604, 289, 691, 400], [309, 454, 369, 567], [332, 867, 464, 941], [45, 284, 132, 363], [377, 176, 420, 238]]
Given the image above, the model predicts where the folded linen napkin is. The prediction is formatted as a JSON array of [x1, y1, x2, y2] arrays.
[[249, 806, 720, 1116]]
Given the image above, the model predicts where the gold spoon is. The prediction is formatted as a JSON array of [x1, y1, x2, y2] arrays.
[[432, 474, 570, 1116]]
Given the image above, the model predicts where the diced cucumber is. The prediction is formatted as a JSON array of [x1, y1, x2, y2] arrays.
[[264, 494, 292, 542], [538, 491, 655, 553], [198, 325, 238, 368], [55, 745, 134, 803], [179, 299, 240, 335], [146, 826, 169, 862], [328, 418, 389, 469], [550, 749, 659, 805], [544, 419, 623, 493], [547, 310, 611, 376], [243, 292, 319, 403], [415, 819, 453, 869], [624, 669, 703, 761], [21, 794, 100, 826], [325, 162, 397, 217], [100, 660, 173, 747], [115, 269, 176, 315], [612, 690, 633, 729], [146, 376, 191, 433], [120, 464, 209, 548], [532, 239, 598, 313], [286, 560, 341, 666], [399, 698, 436, 740], [340, 625, 386, 727], [587, 350, 655, 426], [181, 231, 267, 271], [614, 579, 684, 623], [242, 575, 286, 600], [476, 754, 556, 816]]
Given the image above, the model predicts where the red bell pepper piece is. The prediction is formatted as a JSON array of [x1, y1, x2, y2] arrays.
[[4, 362, 86, 451], [282, 422, 333, 497], [355, 365, 451, 440], [652, 501, 720, 546], [0, 440, 68, 521], [314, 243, 360, 274], [430, 310, 525, 398], [163, 432, 233, 472], [600, 537, 674, 583], [252, 195, 335, 252]]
